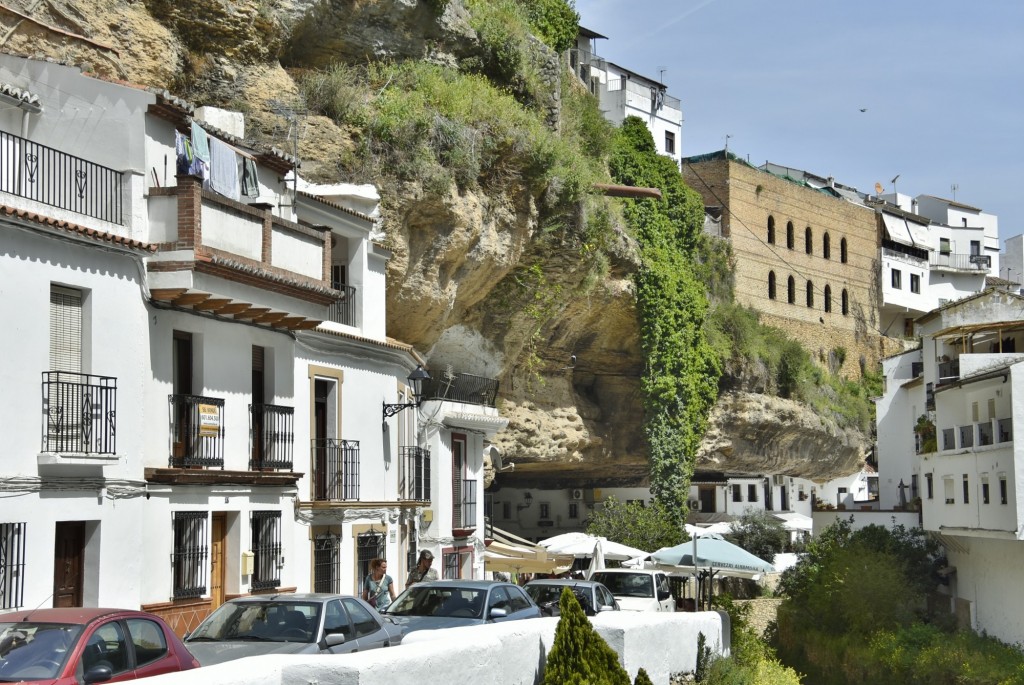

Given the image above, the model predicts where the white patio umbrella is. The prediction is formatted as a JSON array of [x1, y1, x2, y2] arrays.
[[538, 533, 649, 578]]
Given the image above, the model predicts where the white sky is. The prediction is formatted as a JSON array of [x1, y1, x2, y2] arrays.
[[575, 0, 1024, 248]]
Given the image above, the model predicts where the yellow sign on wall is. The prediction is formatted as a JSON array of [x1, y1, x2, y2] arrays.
[[198, 404, 220, 437]]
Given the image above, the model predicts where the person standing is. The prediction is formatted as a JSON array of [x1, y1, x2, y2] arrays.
[[362, 558, 396, 612], [405, 550, 438, 587]]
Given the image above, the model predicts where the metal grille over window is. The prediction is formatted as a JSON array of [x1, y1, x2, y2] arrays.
[[312, 439, 360, 500], [399, 446, 430, 500], [313, 532, 341, 594], [0, 522, 27, 610], [172, 512, 208, 599], [251, 511, 281, 590], [356, 531, 384, 590]]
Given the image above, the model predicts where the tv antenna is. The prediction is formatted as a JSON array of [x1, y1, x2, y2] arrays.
[[890, 174, 900, 197], [268, 99, 308, 212], [951, 183, 959, 201], [724, 134, 732, 154], [658, 66, 667, 84]]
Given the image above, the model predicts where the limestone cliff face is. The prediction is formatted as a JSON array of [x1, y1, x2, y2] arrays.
[[3, 0, 870, 486]]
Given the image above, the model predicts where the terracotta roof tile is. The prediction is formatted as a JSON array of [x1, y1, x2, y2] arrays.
[[0, 204, 156, 251]]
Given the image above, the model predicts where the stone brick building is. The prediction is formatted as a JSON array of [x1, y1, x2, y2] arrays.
[[682, 151, 904, 377]]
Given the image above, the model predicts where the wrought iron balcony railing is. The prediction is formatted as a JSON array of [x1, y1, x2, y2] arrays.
[[249, 404, 294, 470], [423, 372, 499, 407], [399, 446, 430, 501], [41, 371, 116, 454], [168, 394, 224, 468], [930, 252, 991, 271], [311, 439, 360, 501], [326, 285, 357, 327], [453, 478, 477, 531], [1, 130, 123, 224], [937, 359, 960, 386]]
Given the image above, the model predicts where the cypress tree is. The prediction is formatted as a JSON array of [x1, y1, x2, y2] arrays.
[[543, 587, 630, 685]]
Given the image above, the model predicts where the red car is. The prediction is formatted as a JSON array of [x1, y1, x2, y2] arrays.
[[0, 607, 199, 684]]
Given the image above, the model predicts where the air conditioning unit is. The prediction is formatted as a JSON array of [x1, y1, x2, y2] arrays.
[[570, 488, 584, 501], [687, 499, 700, 511], [772, 475, 785, 486]]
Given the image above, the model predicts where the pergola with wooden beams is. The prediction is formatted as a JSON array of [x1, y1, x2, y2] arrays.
[[931, 320, 1024, 354], [150, 288, 322, 330]]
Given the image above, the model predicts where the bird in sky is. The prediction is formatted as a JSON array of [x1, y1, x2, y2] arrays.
[[859, 108, 868, 112]]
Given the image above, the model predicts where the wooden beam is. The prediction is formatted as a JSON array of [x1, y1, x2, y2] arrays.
[[592, 183, 663, 200], [254, 312, 288, 325], [173, 292, 212, 307], [192, 298, 233, 312], [234, 307, 270, 320], [293, 319, 323, 330], [151, 288, 188, 302], [214, 302, 253, 315], [275, 317, 306, 329]]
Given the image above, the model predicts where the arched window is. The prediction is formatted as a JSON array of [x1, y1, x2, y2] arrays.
[[786, 221, 795, 250], [823, 232, 831, 259], [842, 289, 849, 315], [840, 237, 848, 263], [805, 227, 813, 255], [768, 271, 777, 299], [806, 281, 814, 307], [787, 276, 796, 304], [824, 285, 832, 313], [767, 216, 776, 244]]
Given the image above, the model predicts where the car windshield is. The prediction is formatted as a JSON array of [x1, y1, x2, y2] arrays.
[[525, 585, 593, 612], [187, 601, 321, 643], [592, 573, 654, 598], [0, 622, 81, 681], [385, 587, 485, 619]]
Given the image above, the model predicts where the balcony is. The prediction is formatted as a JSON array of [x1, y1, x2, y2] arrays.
[[998, 418, 1013, 443], [326, 285, 357, 327], [937, 360, 960, 386], [930, 252, 991, 272], [169, 394, 224, 468], [452, 478, 477, 535], [311, 439, 360, 501], [41, 372, 116, 454], [423, 372, 499, 407], [399, 446, 430, 501], [1, 130, 123, 224], [249, 404, 294, 470], [959, 425, 974, 449]]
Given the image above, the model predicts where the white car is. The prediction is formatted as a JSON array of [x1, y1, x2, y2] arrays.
[[590, 569, 675, 612]]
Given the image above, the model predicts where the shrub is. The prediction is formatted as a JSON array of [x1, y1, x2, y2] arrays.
[[633, 667, 654, 685], [725, 510, 787, 564], [543, 588, 630, 685], [585, 496, 685, 552]]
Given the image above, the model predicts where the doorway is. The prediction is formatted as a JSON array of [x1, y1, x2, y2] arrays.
[[53, 522, 85, 607]]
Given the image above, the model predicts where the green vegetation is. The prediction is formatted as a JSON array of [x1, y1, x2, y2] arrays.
[[543, 588, 630, 685], [771, 518, 1024, 684], [585, 496, 686, 552], [700, 596, 803, 685], [725, 510, 787, 563], [610, 117, 721, 523]]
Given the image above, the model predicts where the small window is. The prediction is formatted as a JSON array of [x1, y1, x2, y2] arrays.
[[126, 619, 169, 668], [747, 484, 758, 502], [823, 232, 831, 259], [767, 216, 776, 244], [539, 503, 550, 519], [1000, 476, 1008, 505], [0, 522, 26, 609], [841, 289, 849, 315], [787, 276, 796, 304], [568, 502, 579, 519], [962, 474, 970, 504], [806, 281, 814, 308], [786, 221, 795, 250], [982, 476, 990, 505], [944, 477, 954, 504], [970, 240, 980, 256], [768, 271, 777, 299], [910, 273, 920, 293], [925, 473, 933, 499], [805, 227, 813, 254], [664, 131, 676, 155], [732, 484, 741, 502], [824, 285, 832, 313], [172, 512, 208, 599], [840, 237, 848, 263], [891, 269, 901, 289], [939, 238, 951, 255]]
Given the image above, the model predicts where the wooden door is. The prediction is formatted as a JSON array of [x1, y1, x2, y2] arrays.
[[53, 522, 85, 607], [210, 514, 226, 609]]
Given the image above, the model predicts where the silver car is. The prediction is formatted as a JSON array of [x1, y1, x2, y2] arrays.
[[524, 579, 620, 617], [382, 580, 541, 634], [184, 593, 405, 666]]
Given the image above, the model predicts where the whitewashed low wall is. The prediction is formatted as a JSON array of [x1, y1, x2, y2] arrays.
[[147, 611, 727, 685]]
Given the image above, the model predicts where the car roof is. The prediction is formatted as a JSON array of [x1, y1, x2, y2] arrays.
[[0, 608, 142, 624], [525, 579, 602, 587], [226, 593, 352, 603], [408, 580, 511, 589]]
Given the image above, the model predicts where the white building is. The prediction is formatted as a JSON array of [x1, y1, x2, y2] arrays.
[[0, 54, 505, 632], [570, 27, 683, 165], [875, 288, 1024, 642]]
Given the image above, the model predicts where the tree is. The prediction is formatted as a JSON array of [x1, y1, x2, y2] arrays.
[[725, 509, 787, 562], [586, 496, 685, 552], [543, 588, 630, 685]]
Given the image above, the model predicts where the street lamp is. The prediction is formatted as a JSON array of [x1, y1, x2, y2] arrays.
[[382, 365, 431, 422]]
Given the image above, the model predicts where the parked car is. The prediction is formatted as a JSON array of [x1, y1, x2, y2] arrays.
[[524, 579, 620, 617], [184, 593, 404, 666], [590, 569, 675, 612], [381, 580, 540, 633], [0, 607, 199, 684]]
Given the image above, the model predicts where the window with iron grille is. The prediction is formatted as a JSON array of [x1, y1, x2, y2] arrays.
[[356, 531, 384, 591], [731, 484, 741, 502], [251, 511, 281, 590], [442, 548, 472, 579], [172, 512, 207, 599], [313, 531, 341, 594], [0, 522, 27, 610]]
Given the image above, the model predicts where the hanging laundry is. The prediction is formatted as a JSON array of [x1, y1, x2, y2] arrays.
[[174, 130, 192, 176], [241, 157, 260, 198], [208, 136, 240, 201], [191, 121, 211, 164]]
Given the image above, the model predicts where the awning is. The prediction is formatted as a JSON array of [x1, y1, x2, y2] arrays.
[[771, 512, 812, 532], [883, 213, 914, 247], [484, 527, 573, 574]]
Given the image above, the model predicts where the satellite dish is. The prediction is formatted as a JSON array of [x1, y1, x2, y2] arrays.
[[874, 182, 883, 195]]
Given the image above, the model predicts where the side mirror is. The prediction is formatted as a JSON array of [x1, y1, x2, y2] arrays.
[[321, 633, 346, 648], [83, 664, 113, 684], [597, 604, 615, 613], [489, 607, 508, 619]]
